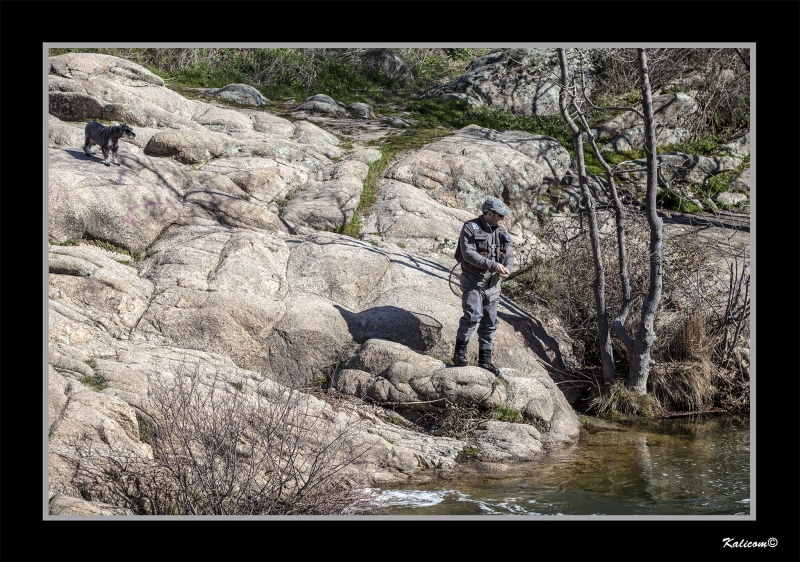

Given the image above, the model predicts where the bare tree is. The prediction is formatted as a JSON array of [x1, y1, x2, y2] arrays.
[[556, 48, 664, 393], [557, 48, 616, 382], [625, 48, 665, 392]]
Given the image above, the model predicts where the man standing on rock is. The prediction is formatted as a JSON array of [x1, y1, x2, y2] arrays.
[[452, 197, 514, 375]]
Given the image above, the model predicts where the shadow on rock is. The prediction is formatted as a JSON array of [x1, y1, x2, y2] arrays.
[[336, 305, 442, 353]]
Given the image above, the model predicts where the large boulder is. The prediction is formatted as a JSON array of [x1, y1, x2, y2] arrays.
[[361, 179, 474, 254], [384, 125, 570, 226], [132, 225, 290, 369], [206, 83, 269, 106], [49, 244, 154, 339], [285, 232, 391, 311], [435, 48, 596, 116], [280, 160, 369, 231], [332, 339, 580, 451], [292, 94, 349, 118], [49, 53, 206, 128], [48, 150, 185, 254], [50, 52, 165, 87], [591, 93, 699, 141]]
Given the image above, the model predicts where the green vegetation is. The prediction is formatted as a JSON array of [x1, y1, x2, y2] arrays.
[[83, 239, 147, 262], [79, 374, 108, 392], [659, 190, 703, 213], [52, 239, 81, 246], [661, 134, 725, 157], [489, 406, 522, 423], [336, 146, 393, 238], [461, 445, 479, 457], [136, 412, 152, 445]]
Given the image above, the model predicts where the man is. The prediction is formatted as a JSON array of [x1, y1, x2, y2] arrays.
[[452, 197, 514, 375]]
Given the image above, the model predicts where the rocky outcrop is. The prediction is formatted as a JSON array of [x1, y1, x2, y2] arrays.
[[382, 124, 570, 229], [591, 93, 699, 141], [46, 53, 594, 515], [433, 48, 596, 116]]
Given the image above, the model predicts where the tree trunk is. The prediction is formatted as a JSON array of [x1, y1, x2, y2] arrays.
[[626, 48, 664, 393], [576, 111, 634, 357], [557, 48, 616, 382]]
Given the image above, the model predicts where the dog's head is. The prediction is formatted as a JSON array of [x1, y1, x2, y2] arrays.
[[112, 123, 136, 139]]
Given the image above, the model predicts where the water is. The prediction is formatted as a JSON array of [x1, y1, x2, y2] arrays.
[[376, 414, 750, 516]]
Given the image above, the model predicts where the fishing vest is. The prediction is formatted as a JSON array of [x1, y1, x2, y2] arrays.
[[455, 218, 509, 271]]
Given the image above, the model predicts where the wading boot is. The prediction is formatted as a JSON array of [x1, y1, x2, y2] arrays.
[[478, 348, 500, 375], [452, 339, 469, 367]]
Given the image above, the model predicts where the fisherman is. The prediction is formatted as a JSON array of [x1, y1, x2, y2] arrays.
[[452, 197, 514, 375]]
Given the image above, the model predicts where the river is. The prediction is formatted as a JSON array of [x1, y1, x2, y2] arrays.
[[374, 414, 750, 516]]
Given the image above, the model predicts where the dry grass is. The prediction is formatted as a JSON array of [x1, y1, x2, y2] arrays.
[[648, 360, 715, 413], [588, 377, 664, 420]]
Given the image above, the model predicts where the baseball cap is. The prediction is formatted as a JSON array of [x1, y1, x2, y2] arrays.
[[482, 197, 512, 216]]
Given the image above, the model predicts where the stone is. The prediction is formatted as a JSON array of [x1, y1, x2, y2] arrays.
[[207, 83, 269, 106]]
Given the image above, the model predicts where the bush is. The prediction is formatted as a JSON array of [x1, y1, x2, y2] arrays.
[[504, 206, 750, 413], [70, 363, 379, 515]]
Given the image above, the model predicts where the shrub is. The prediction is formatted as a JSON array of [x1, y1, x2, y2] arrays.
[[70, 363, 379, 515], [504, 205, 749, 414]]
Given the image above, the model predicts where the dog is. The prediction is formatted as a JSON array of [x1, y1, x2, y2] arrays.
[[84, 121, 135, 166]]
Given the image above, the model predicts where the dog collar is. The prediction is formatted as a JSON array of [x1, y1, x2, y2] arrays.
[[110, 130, 118, 143]]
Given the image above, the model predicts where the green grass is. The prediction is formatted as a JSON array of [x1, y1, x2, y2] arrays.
[[661, 134, 725, 157], [461, 445, 479, 457], [489, 406, 522, 423], [403, 98, 571, 147], [659, 190, 703, 213], [386, 413, 405, 426], [79, 374, 108, 392], [52, 239, 81, 246], [336, 146, 396, 238], [136, 412, 152, 445]]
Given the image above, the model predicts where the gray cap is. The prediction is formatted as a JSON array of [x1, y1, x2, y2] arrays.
[[482, 197, 512, 216]]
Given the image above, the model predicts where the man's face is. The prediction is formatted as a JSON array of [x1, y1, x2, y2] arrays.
[[484, 210, 506, 227]]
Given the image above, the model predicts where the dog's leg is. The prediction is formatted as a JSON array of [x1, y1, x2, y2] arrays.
[[84, 136, 93, 156], [112, 143, 120, 165], [101, 145, 110, 166]]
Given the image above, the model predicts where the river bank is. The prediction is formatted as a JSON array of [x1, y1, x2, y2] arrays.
[[375, 413, 750, 516]]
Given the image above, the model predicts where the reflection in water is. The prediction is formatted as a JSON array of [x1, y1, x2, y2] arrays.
[[378, 415, 750, 516]]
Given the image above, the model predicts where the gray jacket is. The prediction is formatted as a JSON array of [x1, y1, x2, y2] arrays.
[[458, 216, 514, 298]]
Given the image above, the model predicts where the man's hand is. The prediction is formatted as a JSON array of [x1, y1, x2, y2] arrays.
[[495, 264, 510, 278]]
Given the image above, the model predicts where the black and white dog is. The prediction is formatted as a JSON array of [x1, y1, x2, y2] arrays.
[[84, 121, 136, 166]]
